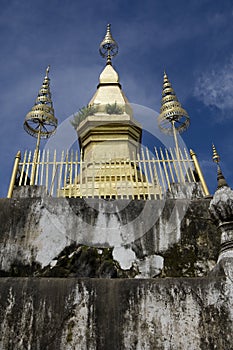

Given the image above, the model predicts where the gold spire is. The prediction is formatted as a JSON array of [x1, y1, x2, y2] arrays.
[[99, 24, 119, 65], [212, 144, 228, 189], [24, 66, 57, 139], [23, 66, 58, 185], [212, 144, 220, 164], [158, 72, 190, 185], [45, 65, 50, 77], [158, 72, 190, 135]]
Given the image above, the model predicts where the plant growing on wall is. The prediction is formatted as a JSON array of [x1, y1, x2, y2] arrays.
[[71, 104, 97, 128], [105, 102, 123, 115]]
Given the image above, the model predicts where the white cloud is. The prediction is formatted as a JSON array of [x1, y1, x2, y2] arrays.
[[194, 57, 233, 113]]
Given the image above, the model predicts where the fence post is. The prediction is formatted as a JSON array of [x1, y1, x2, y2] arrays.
[[190, 149, 210, 196], [7, 151, 21, 198]]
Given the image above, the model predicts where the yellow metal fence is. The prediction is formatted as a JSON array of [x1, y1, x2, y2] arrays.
[[7, 147, 209, 199]]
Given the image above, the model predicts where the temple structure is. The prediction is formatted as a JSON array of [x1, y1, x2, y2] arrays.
[[7, 25, 209, 200], [0, 25, 232, 350]]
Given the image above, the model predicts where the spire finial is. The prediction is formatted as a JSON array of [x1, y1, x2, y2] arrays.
[[158, 72, 190, 135], [212, 144, 228, 189], [212, 144, 220, 164], [158, 72, 190, 184], [45, 65, 50, 78], [99, 24, 118, 65], [24, 66, 57, 140]]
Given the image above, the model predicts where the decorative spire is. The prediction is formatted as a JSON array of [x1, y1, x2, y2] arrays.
[[158, 72, 190, 135], [24, 66, 57, 139], [99, 24, 118, 65], [210, 145, 232, 263], [212, 144, 220, 164], [212, 144, 228, 189], [45, 65, 50, 77]]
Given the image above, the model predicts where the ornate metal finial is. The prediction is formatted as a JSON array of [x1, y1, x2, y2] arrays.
[[158, 72, 190, 183], [158, 72, 190, 135], [212, 144, 220, 164], [212, 144, 228, 189], [45, 65, 50, 77], [24, 66, 58, 185], [99, 24, 118, 65], [24, 66, 57, 140]]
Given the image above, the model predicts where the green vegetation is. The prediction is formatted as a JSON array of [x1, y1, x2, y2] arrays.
[[105, 102, 123, 115], [71, 103, 123, 129], [71, 104, 97, 128], [66, 320, 75, 343]]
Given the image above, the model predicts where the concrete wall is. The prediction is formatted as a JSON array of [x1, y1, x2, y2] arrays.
[[0, 192, 219, 278], [0, 190, 232, 349], [0, 262, 232, 350]]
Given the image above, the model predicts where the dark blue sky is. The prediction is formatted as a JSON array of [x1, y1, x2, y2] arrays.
[[1, 0, 233, 196]]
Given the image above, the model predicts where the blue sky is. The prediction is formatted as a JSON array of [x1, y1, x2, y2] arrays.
[[1, 0, 233, 196]]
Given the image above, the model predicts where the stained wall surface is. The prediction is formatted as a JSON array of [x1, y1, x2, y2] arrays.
[[0, 192, 219, 278], [0, 270, 233, 350], [0, 191, 232, 349]]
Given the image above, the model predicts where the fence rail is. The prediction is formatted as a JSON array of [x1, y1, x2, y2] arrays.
[[7, 147, 208, 199]]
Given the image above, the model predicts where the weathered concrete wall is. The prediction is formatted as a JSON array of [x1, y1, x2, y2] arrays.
[[0, 194, 219, 278], [0, 190, 232, 349], [0, 259, 232, 350]]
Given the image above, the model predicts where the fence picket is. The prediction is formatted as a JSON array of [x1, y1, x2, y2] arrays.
[[154, 147, 166, 194], [184, 148, 196, 182], [137, 153, 146, 199], [24, 151, 31, 186], [14, 147, 198, 199], [19, 150, 27, 186], [165, 148, 175, 183], [160, 148, 171, 192]]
